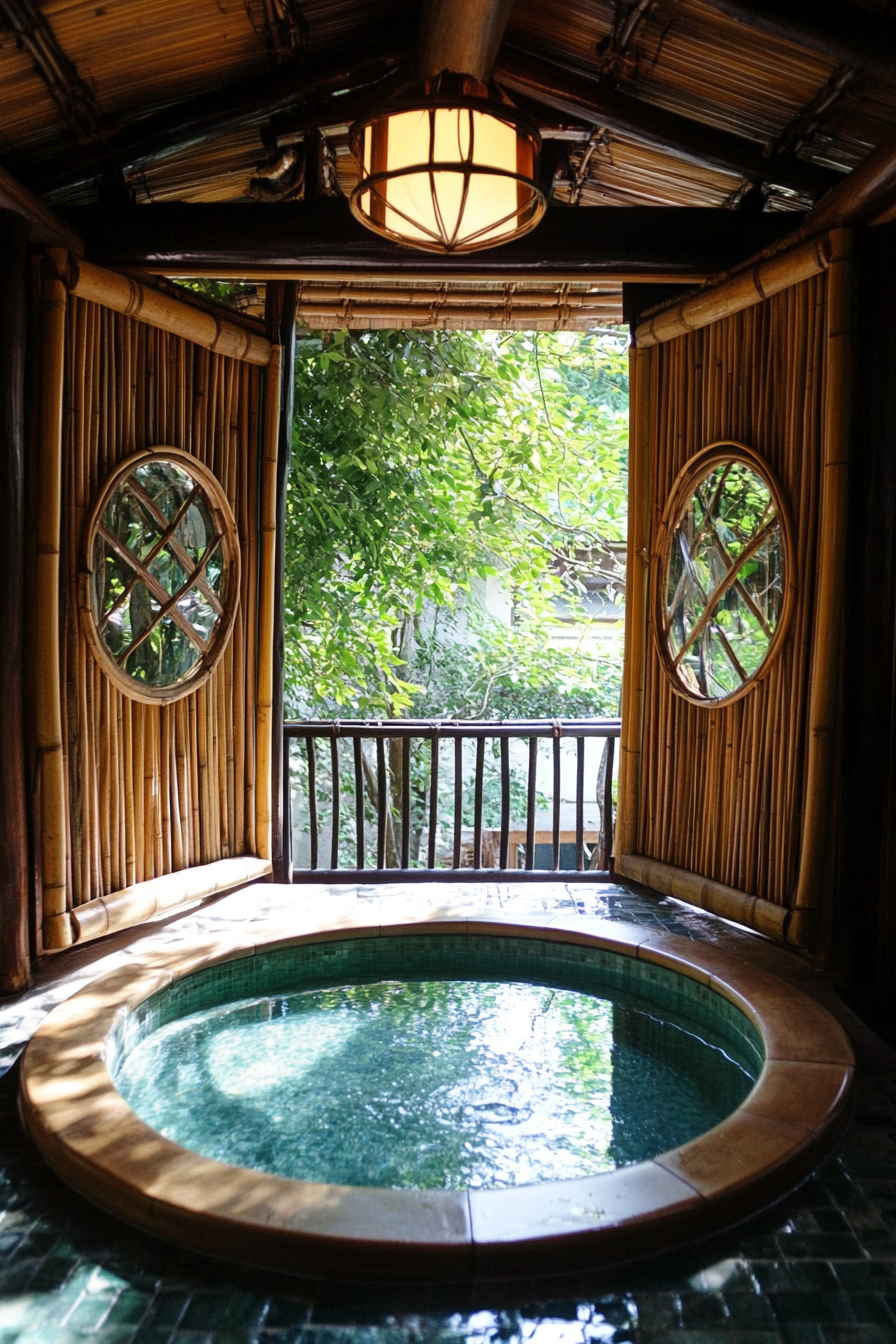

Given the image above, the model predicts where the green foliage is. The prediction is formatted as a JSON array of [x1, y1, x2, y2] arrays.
[[410, 607, 622, 722], [284, 328, 628, 717], [177, 278, 255, 310]]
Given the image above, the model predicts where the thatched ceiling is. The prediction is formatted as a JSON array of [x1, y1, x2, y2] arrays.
[[1, 0, 894, 221]]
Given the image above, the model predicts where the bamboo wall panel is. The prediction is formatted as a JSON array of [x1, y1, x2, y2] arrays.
[[60, 296, 262, 909], [634, 273, 828, 907]]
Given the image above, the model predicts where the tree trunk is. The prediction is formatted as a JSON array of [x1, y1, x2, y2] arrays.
[[589, 738, 610, 871]]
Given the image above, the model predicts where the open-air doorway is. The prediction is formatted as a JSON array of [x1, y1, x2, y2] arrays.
[[278, 321, 629, 876]]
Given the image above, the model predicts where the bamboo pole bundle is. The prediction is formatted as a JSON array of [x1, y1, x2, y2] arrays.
[[296, 302, 623, 325], [295, 285, 619, 308]]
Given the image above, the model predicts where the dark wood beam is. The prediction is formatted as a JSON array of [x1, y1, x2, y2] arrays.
[[0, 210, 32, 994], [265, 282, 297, 884], [805, 128, 896, 232], [62, 200, 796, 279], [695, 0, 896, 86], [13, 35, 412, 199], [495, 49, 843, 201], [0, 162, 82, 251]]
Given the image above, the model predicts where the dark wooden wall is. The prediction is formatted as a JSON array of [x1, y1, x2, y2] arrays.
[[0, 212, 31, 994], [834, 221, 896, 1025]]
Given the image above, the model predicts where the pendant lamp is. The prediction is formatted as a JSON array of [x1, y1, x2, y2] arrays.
[[348, 0, 545, 253]]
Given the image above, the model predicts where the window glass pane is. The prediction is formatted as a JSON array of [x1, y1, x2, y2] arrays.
[[87, 454, 237, 697], [123, 616, 200, 687], [662, 457, 785, 703]]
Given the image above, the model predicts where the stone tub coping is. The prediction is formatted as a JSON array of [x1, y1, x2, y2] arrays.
[[18, 908, 855, 1281]]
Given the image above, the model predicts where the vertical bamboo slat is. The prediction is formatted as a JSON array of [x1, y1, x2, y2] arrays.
[[36, 250, 72, 949], [790, 230, 853, 945], [616, 344, 652, 862]]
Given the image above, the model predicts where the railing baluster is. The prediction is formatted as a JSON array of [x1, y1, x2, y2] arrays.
[[427, 733, 439, 869], [285, 736, 294, 871], [376, 737, 387, 869], [552, 728, 561, 872], [499, 736, 510, 870], [603, 734, 616, 871], [283, 718, 621, 882], [401, 736, 411, 869], [283, 734, 293, 880], [453, 737, 463, 869], [306, 737, 318, 871], [526, 736, 537, 870], [330, 736, 340, 869], [576, 736, 585, 872], [353, 736, 364, 869], [473, 736, 485, 869]]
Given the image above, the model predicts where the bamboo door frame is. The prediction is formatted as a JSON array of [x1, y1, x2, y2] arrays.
[[616, 229, 853, 949]]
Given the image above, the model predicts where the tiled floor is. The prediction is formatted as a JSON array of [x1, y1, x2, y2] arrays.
[[2, 879, 896, 1344]]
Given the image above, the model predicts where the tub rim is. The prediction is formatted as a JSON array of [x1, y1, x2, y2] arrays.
[[18, 908, 855, 1280]]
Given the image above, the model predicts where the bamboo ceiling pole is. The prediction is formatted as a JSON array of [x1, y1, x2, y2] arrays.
[[789, 230, 853, 949], [67, 259, 272, 367], [36, 251, 73, 950], [616, 345, 652, 863], [255, 344, 283, 863], [295, 304, 622, 322], [295, 287, 617, 307], [635, 235, 831, 348]]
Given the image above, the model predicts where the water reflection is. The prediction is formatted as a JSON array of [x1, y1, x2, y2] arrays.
[[116, 979, 754, 1190]]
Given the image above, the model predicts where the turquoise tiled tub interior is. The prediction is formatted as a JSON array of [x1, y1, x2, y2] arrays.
[[108, 934, 765, 1190]]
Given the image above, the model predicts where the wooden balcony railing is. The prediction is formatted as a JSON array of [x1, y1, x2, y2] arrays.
[[283, 718, 620, 882]]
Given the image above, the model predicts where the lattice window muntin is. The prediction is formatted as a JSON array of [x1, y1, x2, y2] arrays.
[[657, 444, 792, 706], [84, 450, 240, 702]]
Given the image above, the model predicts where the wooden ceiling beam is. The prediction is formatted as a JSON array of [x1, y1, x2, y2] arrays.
[[694, 0, 896, 85], [12, 35, 412, 199], [804, 128, 896, 232], [61, 199, 796, 279], [0, 162, 82, 251], [495, 49, 844, 200]]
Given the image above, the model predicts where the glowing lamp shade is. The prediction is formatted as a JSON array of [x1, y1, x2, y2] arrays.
[[349, 97, 545, 253]]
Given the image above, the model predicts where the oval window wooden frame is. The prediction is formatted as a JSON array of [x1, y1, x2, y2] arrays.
[[654, 441, 795, 708], [81, 447, 241, 705]]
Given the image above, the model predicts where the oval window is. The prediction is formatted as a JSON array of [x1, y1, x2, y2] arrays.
[[83, 449, 240, 703], [657, 444, 792, 706]]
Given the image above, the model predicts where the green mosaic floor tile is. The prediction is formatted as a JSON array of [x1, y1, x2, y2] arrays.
[[1, 879, 895, 1344], [769, 1292, 856, 1324]]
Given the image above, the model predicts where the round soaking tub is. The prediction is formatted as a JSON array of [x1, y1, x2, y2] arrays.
[[18, 912, 854, 1280]]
